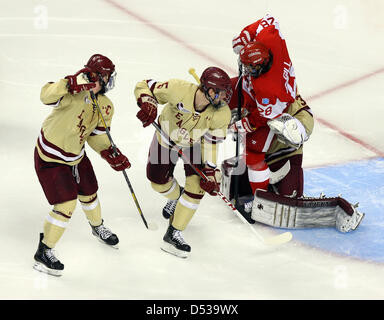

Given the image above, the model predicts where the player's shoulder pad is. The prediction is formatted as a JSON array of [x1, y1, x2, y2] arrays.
[[165, 78, 198, 97], [167, 78, 195, 88]]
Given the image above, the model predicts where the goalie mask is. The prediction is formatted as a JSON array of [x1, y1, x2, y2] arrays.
[[84, 54, 116, 93], [239, 41, 273, 78], [200, 67, 233, 108]]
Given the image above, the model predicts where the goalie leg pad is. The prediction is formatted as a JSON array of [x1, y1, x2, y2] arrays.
[[220, 156, 253, 204], [268, 155, 304, 197], [335, 199, 365, 232], [251, 190, 364, 232], [251, 191, 336, 229]]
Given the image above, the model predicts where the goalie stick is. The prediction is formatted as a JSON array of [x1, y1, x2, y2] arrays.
[[151, 114, 292, 246], [89, 91, 157, 231]]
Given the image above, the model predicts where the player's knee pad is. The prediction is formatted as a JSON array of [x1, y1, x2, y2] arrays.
[[52, 199, 77, 219], [151, 179, 181, 200], [245, 151, 266, 168], [178, 193, 201, 211], [78, 193, 102, 227], [78, 193, 99, 211], [184, 174, 205, 199], [172, 193, 201, 231]]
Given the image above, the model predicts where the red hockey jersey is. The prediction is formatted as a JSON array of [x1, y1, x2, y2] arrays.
[[236, 14, 297, 128]]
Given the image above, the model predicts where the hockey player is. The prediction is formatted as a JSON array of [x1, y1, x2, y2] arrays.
[[230, 14, 301, 199], [134, 67, 232, 258], [223, 14, 364, 232], [33, 54, 131, 276]]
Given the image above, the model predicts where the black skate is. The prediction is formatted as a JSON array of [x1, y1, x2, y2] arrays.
[[161, 225, 191, 258], [162, 187, 184, 219], [90, 220, 119, 249], [33, 233, 64, 277], [236, 201, 255, 224]]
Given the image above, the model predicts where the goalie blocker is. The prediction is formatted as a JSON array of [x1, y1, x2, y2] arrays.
[[221, 157, 365, 233]]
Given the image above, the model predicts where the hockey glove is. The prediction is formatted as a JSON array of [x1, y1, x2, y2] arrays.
[[100, 146, 131, 171], [267, 113, 308, 149], [200, 167, 221, 196], [232, 30, 251, 54], [65, 68, 96, 94], [229, 117, 255, 134], [136, 94, 158, 127]]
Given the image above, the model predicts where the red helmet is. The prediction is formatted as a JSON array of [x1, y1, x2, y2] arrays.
[[200, 67, 232, 104], [85, 54, 115, 77], [84, 54, 116, 92], [239, 41, 272, 77]]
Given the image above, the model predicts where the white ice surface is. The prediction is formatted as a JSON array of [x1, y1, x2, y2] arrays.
[[0, 0, 383, 299]]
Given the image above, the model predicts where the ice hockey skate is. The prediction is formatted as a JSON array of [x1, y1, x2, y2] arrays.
[[90, 220, 119, 249], [161, 225, 191, 258], [162, 187, 184, 219], [33, 233, 64, 277], [236, 200, 255, 224]]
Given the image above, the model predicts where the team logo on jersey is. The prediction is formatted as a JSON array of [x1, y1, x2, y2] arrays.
[[177, 102, 191, 113], [262, 98, 269, 104], [77, 110, 87, 144], [84, 97, 91, 104]]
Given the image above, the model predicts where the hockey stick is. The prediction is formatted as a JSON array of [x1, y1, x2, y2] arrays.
[[187, 68, 291, 245], [188, 68, 200, 84], [190, 67, 239, 205], [233, 64, 243, 207], [151, 120, 292, 246], [89, 91, 157, 231]]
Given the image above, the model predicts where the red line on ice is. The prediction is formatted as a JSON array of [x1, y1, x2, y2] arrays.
[[104, 0, 236, 74], [104, 0, 384, 158]]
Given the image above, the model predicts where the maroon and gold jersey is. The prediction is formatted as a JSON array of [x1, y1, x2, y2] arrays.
[[134, 78, 231, 166], [36, 79, 113, 165]]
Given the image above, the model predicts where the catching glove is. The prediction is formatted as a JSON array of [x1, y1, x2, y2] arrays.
[[267, 113, 308, 149]]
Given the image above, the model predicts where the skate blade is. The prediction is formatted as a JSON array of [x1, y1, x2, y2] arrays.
[[160, 242, 189, 259], [94, 236, 119, 249], [98, 239, 119, 249], [33, 261, 62, 277]]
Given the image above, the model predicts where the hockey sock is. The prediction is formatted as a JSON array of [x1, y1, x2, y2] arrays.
[[247, 164, 270, 194], [172, 193, 201, 231], [43, 199, 77, 248], [245, 151, 271, 194], [78, 193, 102, 227]]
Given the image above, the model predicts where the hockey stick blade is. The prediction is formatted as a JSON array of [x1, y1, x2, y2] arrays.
[[261, 231, 293, 246], [232, 203, 293, 246], [147, 221, 159, 231]]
